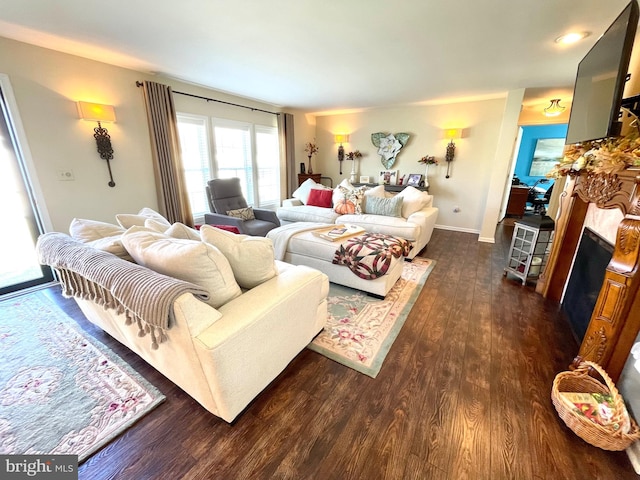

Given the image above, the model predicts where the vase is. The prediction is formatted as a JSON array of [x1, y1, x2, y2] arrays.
[[307, 155, 313, 174], [424, 164, 430, 188]]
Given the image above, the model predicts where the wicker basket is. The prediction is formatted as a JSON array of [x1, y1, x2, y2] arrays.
[[552, 361, 640, 451]]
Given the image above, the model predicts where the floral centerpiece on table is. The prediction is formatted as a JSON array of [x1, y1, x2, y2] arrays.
[[547, 132, 640, 178]]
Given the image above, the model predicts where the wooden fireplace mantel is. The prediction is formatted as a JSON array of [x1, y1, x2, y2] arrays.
[[539, 168, 640, 381]]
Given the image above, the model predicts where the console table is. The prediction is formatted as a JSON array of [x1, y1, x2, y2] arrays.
[[352, 183, 429, 193]]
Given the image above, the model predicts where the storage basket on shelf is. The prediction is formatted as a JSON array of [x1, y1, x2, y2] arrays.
[[551, 360, 640, 451]]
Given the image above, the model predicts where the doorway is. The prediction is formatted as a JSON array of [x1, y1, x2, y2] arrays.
[[0, 77, 54, 295]]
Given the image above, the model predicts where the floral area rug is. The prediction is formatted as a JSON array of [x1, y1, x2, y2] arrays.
[[308, 257, 435, 378], [0, 291, 165, 462]]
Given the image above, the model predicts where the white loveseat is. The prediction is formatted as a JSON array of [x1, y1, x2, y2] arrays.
[[36, 209, 329, 423], [277, 179, 439, 259]]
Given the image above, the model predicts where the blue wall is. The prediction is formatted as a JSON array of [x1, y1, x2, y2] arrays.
[[514, 124, 567, 188]]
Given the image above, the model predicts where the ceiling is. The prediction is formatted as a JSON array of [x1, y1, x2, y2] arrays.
[[0, 0, 633, 113]]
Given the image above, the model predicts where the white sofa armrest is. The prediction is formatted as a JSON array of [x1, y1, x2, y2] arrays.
[[192, 264, 329, 422], [282, 198, 304, 207], [407, 206, 439, 252]]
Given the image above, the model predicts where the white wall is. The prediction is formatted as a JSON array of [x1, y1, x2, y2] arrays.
[[0, 36, 281, 232], [310, 98, 508, 233]]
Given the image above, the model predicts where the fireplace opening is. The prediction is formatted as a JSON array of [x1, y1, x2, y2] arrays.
[[562, 227, 614, 343]]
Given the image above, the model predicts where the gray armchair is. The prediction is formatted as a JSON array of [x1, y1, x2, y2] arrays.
[[204, 178, 280, 236]]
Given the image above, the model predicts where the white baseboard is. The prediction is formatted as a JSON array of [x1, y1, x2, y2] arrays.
[[434, 224, 480, 235]]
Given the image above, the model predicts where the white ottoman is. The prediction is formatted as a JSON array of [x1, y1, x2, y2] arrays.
[[281, 230, 404, 297]]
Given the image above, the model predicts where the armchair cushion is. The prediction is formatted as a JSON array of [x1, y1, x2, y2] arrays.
[[200, 225, 278, 289]]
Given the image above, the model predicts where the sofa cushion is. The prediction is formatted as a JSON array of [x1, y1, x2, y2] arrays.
[[121, 227, 241, 309], [226, 206, 255, 220], [306, 188, 333, 208], [116, 207, 171, 229], [363, 195, 404, 217], [336, 214, 420, 241], [277, 205, 340, 224], [200, 225, 278, 289], [397, 186, 433, 218]]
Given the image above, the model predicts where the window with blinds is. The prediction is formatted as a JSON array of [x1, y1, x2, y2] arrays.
[[176, 114, 280, 223]]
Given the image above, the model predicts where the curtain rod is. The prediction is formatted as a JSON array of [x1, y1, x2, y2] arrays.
[[136, 81, 280, 116]]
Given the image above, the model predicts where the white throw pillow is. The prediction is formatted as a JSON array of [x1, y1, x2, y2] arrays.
[[200, 225, 278, 289], [69, 218, 125, 242], [364, 185, 387, 199], [292, 178, 331, 205], [164, 222, 201, 241], [85, 235, 133, 261], [69, 218, 131, 259], [332, 178, 355, 206], [144, 218, 170, 234], [116, 207, 171, 229], [397, 186, 433, 218], [121, 227, 241, 308]]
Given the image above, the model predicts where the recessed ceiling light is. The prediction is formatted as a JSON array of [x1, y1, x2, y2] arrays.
[[555, 32, 591, 45]]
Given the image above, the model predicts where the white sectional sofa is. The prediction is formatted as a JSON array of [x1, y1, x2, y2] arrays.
[[277, 179, 438, 259], [36, 208, 329, 423]]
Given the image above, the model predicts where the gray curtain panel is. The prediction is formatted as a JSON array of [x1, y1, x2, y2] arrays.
[[278, 112, 296, 198], [140, 80, 194, 227]]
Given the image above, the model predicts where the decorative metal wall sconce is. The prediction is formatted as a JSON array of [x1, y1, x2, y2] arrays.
[[543, 98, 566, 117], [443, 128, 463, 179], [335, 134, 348, 174], [77, 101, 117, 187]]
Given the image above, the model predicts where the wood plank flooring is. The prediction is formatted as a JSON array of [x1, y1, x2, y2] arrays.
[[36, 226, 638, 479]]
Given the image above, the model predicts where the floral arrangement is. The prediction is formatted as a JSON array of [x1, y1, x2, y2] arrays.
[[346, 150, 362, 160], [547, 131, 640, 178], [418, 155, 438, 165], [304, 141, 318, 157]]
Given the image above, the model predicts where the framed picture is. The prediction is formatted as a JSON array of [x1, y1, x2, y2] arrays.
[[378, 170, 398, 185], [407, 173, 423, 186], [529, 138, 565, 176], [359, 175, 370, 183]]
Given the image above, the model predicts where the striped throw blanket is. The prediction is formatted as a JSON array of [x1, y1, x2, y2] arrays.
[[36, 233, 210, 349]]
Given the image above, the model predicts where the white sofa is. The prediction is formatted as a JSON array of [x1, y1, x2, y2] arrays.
[[36, 209, 329, 423], [277, 180, 439, 259]]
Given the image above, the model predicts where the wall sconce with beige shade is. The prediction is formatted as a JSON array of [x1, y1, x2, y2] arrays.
[[77, 101, 117, 187], [335, 134, 349, 174], [443, 128, 463, 178]]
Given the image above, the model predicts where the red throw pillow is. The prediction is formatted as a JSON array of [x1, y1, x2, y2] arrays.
[[307, 188, 333, 208]]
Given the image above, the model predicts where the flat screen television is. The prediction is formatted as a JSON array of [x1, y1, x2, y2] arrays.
[[565, 1, 639, 144]]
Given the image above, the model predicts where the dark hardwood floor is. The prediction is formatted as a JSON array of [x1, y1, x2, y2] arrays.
[[38, 226, 637, 479]]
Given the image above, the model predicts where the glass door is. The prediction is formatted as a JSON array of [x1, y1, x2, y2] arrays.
[[0, 83, 53, 295]]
